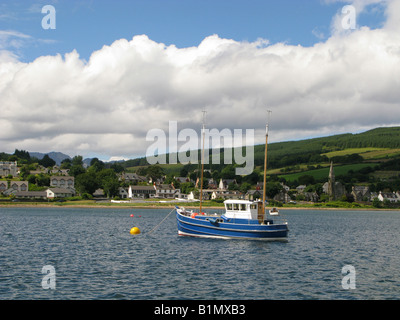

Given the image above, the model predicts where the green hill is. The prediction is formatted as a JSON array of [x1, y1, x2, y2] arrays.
[[122, 126, 400, 174]]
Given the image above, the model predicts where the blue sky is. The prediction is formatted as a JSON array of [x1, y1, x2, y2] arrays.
[[1, 0, 399, 161], [1, 0, 386, 62]]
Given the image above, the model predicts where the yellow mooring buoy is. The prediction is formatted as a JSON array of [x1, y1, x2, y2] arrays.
[[130, 227, 141, 235]]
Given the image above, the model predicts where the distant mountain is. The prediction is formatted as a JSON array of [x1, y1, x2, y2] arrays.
[[29, 152, 71, 165], [83, 158, 94, 167]]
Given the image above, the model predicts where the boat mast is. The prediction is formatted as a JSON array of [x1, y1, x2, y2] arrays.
[[262, 110, 272, 211], [199, 110, 206, 214]]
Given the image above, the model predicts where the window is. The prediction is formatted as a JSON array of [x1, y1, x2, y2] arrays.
[[250, 204, 257, 210], [240, 204, 246, 211], [226, 203, 233, 210], [233, 203, 239, 210]]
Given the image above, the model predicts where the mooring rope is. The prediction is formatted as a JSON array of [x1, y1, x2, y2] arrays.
[[146, 207, 176, 235]]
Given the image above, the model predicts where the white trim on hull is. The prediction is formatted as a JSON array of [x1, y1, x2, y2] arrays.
[[178, 230, 288, 242]]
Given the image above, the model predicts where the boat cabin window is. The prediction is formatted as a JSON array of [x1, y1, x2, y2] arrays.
[[227, 202, 250, 211], [250, 204, 257, 210]]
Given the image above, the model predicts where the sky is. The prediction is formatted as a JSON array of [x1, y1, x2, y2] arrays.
[[1, 0, 399, 162]]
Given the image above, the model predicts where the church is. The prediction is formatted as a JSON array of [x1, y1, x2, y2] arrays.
[[323, 162, 345, 201]]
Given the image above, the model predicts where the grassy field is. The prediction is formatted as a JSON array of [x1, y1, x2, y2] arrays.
[[322, 148, 385, 158], [322, 147, 400, 160], [279, 163, 374, 182]]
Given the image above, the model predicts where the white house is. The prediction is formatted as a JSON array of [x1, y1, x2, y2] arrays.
[[46, 188, 75, 199], [154, 184, 181, 199], [211, 190, 241, 200], [378, 191, 400, 203]]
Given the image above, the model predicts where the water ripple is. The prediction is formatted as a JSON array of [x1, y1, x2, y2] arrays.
[[1, 207, 400, 299]]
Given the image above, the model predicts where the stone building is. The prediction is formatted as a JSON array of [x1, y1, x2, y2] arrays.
[[325, 162, 345, 201], [0, 161, 18, 177]]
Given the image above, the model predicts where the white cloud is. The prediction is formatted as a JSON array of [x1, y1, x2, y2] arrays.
[[1, 1, 400, 161]]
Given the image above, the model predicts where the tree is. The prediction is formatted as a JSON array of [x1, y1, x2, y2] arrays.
[[103, 177, 120, 198], [265, 182, 283, 199], [72, 155, 83, 166], [35, 173, 50, 187], [39, 154, 56, 168], [75, 172, 99, 195], [90, 158, 105, 172], [19, 165, 31, 180], [96, 168, 121, 198], [298, 175, 316, 186], [240, 182, 252, 194], [69, 155, 86, 177], [146, 165, 164, 182], [69, 164, 86, 177], [14, 149, 30, 161], [221, 165, 236, 179], [60, 158, 72, 169], [372, 197, 382, 208], [110, 162, 124, 173], [180, 182, 195, 194]]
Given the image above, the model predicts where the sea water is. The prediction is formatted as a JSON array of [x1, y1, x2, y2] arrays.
[[1, 207, 399, 300]]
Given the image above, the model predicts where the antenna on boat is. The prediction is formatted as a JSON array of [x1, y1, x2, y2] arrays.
[[199, 109, 207, 214], [262, 110, 272, 212]]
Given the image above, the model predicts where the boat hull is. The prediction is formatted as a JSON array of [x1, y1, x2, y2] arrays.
[[176, 210, 288, 241]]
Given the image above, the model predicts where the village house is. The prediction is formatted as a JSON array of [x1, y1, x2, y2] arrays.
[[274, 190, 292, 203], [245, 190, 262, 201], [12, 187, 74, 200], [46, 188, 75, 199], [219, 179, 237, 190], [2, 181, 29, 196], [302, 192, 319, 202], [378, 191, 400, 203], [50, 166, 70, 175], [211, 190, 241, 200], [13, 191, 47, 200], [188, 191, 210, 201], [351, 186, 372, 202], [93, 188, 105, 198], [118, 187, 129, 199], [0, 181, 8, 193], [0, 161, 18, 177], [127, 185, 156, 198], [50, 176, 75, 189], [296, 185, 307, 194], [174, 176, 192, 184], [119, 172, 147, 184], [207, 178, 218, 189], [154, 184, 181, 199], [10, 181, 28, 192]]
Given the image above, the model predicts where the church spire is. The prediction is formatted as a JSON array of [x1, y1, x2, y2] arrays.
[[328, 161, 335, 201], [329, 161, 335, 182]]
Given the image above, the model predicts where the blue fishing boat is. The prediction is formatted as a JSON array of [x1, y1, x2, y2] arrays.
[[176, 200, 288, 240], [175, 110, 289, 241]]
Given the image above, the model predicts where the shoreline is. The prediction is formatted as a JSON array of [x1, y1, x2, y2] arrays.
[[0, 202, 399, 211]]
